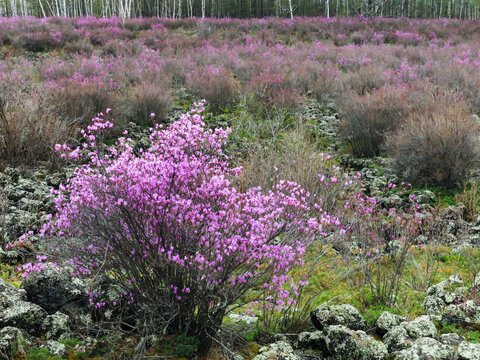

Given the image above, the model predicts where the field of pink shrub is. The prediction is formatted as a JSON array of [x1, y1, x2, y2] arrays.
[[1, 16, 480, 186]]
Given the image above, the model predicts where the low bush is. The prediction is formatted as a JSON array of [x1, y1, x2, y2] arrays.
[[388, 95, 480, 188], [247, 73, 301, 115], [45, 78, 116, 127], [117, 82, 172, 126], [186, 66, 238, 113], [338, 85, 412, 158], [0, 95, 73, 169]]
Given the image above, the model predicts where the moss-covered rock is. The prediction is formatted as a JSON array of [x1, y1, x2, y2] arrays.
[[253, 341, 301, 360], [375, 311, 406, 336], [457, 341, 480, 360], [324, 325, 387, 360], [310, 304, 366, 331], [389, 337, 455, 360]]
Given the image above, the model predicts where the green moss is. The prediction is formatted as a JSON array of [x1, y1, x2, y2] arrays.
[[465, 331, 480, 343], [363, 305, 396, 326], [153, 334, 199, 358], [59, 338, 82, 349], [26, 348, 62, 360]]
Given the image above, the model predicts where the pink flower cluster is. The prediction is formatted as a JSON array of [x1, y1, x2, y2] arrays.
[[37, 102, 336, 314]]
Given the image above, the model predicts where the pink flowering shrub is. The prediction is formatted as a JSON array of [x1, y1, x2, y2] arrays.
[[37, 102, 332, 353]]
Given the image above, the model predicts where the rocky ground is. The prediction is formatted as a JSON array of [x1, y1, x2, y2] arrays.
[[2, 272, 479, 359], [253, 279, 480, 360]]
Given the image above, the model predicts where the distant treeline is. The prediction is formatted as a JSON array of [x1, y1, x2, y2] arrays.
[[0, 0, 479, 19]]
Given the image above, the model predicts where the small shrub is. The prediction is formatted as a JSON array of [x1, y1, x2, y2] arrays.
[[342, 189, 429, 307], [237, 130, 361, 215], [247, 73, 301, 115], [117, 82, 172, 126], [388, 96, 480, 188], [17, 31, 61, 52], [186, 66, 238, 113], [338, 86, 412, 158], [45, 78, 116, 127], [0, 95, 73, 168]]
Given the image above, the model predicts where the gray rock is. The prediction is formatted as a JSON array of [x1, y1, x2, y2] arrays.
[[457, 341, 480, 360], [423, 295, 447, 318], [384, 326, 414, 352], [310, 304, 366, 331], [424, 275, 480, 324], [272, 334, 289, 343], [380, 194, 403, 208], [0, 249, 21, 265], [0, 300, 46, 335], [375, 311, 406, 336], [404, 315, 437, 339], [323, 325, 387, 360], [0, 327, 28, 360], [253, 341, 301, 360], [296, 331, 326, 351], [426, 275, 464, 300], [383, 315, 437, 353], [45, 340, 67, 356], [3, 168, 20, 183], [413, 191, 436, 205], [0, 279, 26, 305], [389, 337, 455, 360], [439, 333, 465, 347], [20, 265, 87, 313], [42, 312, 71, 340], [228, 313, 258, 325]]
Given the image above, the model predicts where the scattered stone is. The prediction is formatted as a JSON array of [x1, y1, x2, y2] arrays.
[[384, 326, 414, 352], [383, 315, 437, 353], [44, 340, 67, 356], [424, 275, 480, 324], [457, 341, 480, 360], [403, 315, 437, 339], [310, 304, 366, 331], [375, 311, 406, 336], [228, 313, 258, 325], [295, 331, 326, 352], [0, 300, 46, 335], [0, 327, 28, 360], [323, 325, 387, 360], [0, 249, 21, 265], [413, 190, 436, 205], [253, 341, 301, 360], [439, 333, 465, 347], [389, 337, 455, 360], [42, 312, 71, 340], [270, 334, 287, 343], [20, 265, 87, 313], [0, 279, 26, 304]]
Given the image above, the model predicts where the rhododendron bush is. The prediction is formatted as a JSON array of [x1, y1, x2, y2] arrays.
[[36, 102, 334, 352]]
